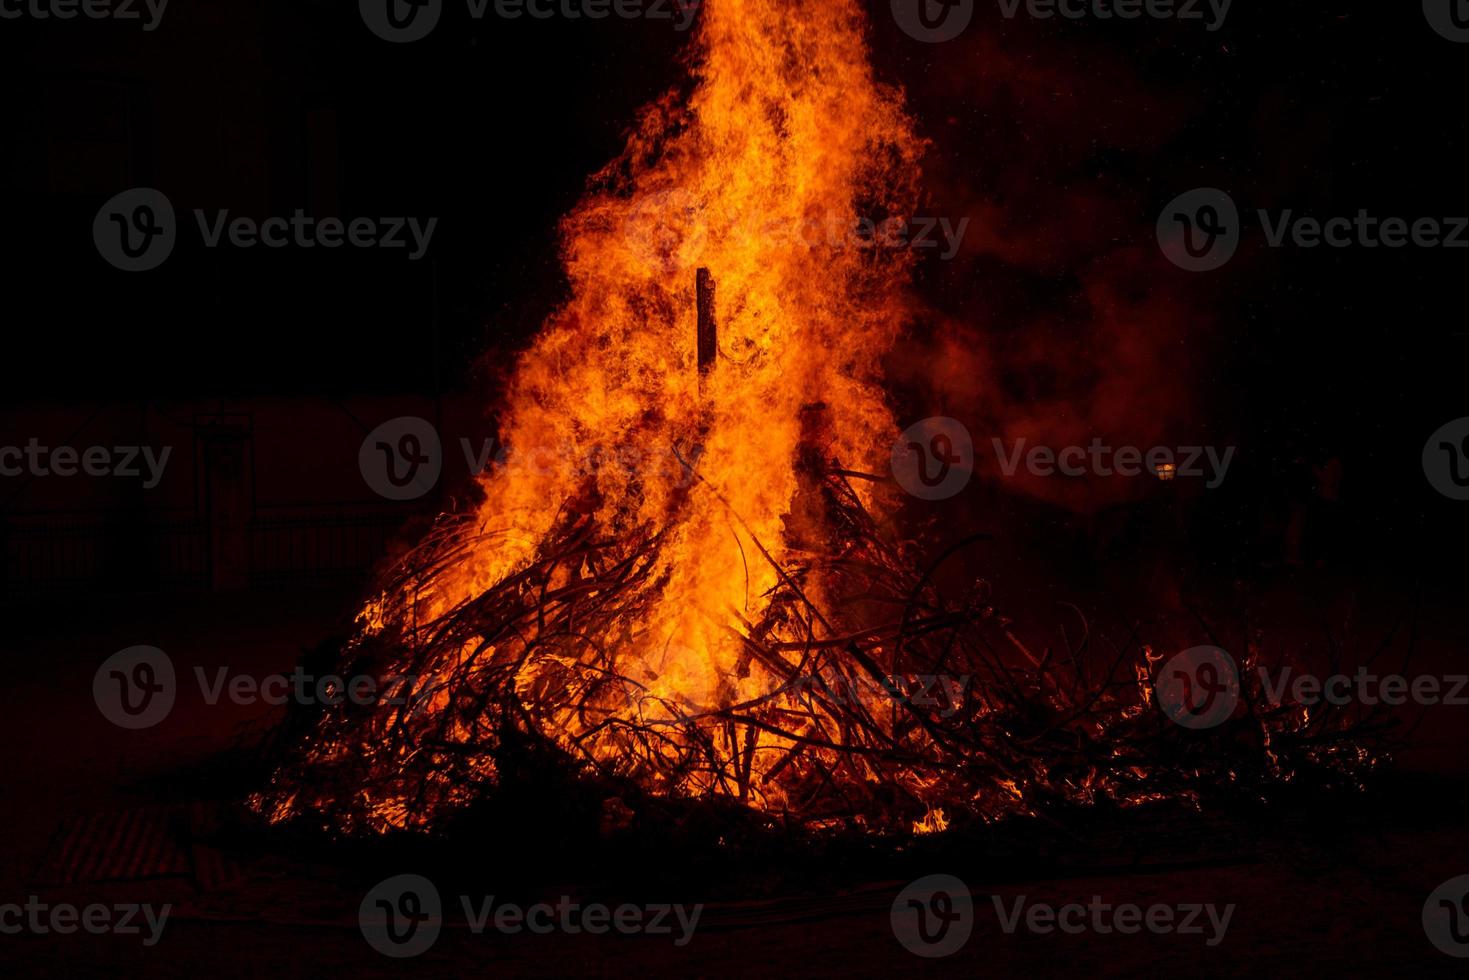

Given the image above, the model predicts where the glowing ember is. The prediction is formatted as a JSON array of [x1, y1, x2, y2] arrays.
[[260, 0, 927, 832], [378, 0, 919, 704], [254, 0, 1376, 836]]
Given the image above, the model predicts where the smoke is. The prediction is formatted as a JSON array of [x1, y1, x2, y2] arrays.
[[889, 28, 1232, 512]]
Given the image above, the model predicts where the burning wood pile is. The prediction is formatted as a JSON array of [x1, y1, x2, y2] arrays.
[[252, 0, 1381, 837], [252, 471, 1383, 837]]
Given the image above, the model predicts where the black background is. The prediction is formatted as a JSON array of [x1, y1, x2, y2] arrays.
[[3, 2, 1469, 975]]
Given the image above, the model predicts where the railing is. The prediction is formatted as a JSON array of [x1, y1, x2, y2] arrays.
[[0, 505, 421, 593], [249, 509, 415, 587]]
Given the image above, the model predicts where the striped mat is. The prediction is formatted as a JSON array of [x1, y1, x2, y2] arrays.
[[34, 804, 241, 889]]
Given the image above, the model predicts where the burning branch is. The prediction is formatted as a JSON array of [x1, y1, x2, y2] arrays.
[[249, 0, 1384, 839]]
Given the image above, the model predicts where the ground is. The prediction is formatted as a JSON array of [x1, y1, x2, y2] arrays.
[[2, 587, 1465, 977]]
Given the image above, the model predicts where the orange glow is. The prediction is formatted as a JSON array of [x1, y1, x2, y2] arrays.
[[254, 0, 1377, 837], [413, 0, 919, 653], [262, 0, 930, 832]]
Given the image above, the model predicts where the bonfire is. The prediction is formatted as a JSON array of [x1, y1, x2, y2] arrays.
[[253, 0, 1380, 837]]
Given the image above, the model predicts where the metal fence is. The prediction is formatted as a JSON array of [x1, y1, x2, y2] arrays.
[[0, 505, 419, 594], [248, 509, 415, 587]]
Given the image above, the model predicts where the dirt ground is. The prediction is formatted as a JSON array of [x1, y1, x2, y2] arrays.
[[3, 588, 1466, 977]]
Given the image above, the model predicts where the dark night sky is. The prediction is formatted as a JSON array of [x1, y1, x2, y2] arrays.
[[1, 2, 1466, 566], [0, 1, 690, 398], [1, 3, 1460, 404]]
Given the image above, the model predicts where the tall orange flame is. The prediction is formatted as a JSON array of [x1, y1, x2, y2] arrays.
[[258, 0, 1383, 837], [457, 0, 922, 704], [267, 0, 929, 831]]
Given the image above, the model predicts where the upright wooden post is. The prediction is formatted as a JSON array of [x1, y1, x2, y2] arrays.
[[696, 268, 717, 389]]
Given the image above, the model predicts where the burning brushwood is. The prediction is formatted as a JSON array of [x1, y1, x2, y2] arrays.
[[252, 448, 1385, 835], [251, 0, 1382, 837]]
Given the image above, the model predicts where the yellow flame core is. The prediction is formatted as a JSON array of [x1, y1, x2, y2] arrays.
[[270, 0, 929, 831], [254, 1, 1377, 836], [408, 6, 918, 714]]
